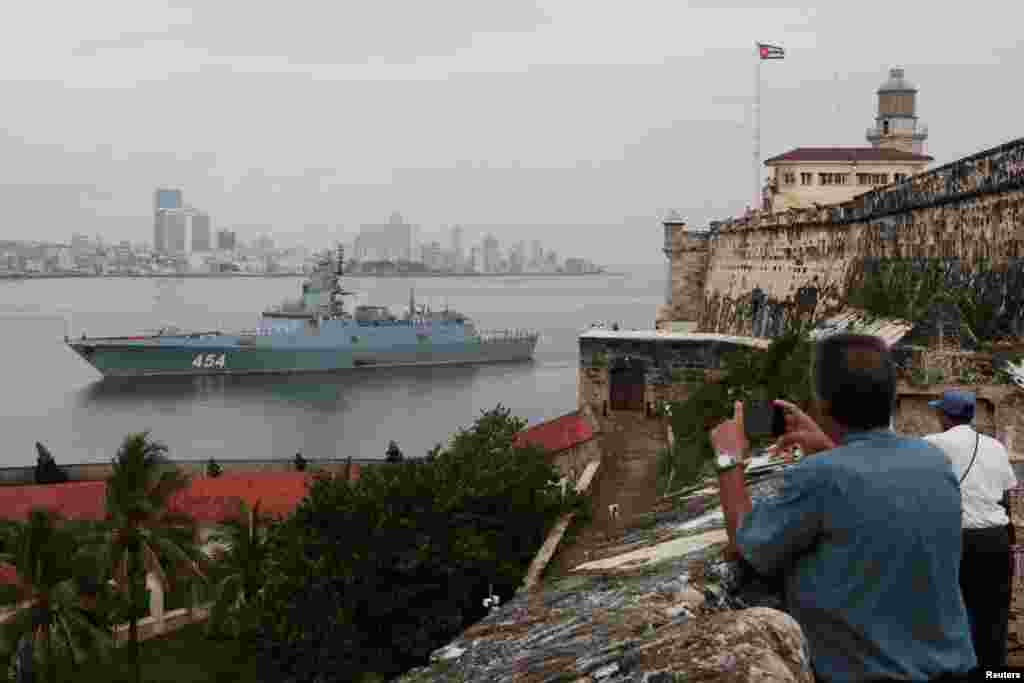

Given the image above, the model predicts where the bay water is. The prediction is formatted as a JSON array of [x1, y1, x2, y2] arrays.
[[0, 265, 664, 466]]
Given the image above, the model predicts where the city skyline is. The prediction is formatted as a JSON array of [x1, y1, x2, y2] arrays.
[[2, 2, 1024, 264]]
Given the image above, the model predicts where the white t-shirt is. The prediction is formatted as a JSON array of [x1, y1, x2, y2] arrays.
[[924, 425, 1018, 529]]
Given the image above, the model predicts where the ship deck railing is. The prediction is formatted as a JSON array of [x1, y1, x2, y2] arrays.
[[477, 329, 540, 343]]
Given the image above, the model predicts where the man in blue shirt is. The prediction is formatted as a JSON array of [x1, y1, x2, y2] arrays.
[[711, 333, 975, 682]]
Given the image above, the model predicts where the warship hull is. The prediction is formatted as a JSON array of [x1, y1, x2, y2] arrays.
[[68, 335, 537, 378], [66, 244, 541, 379]]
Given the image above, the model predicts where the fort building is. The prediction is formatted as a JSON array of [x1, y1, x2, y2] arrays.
[[765, 68, 932, 213]]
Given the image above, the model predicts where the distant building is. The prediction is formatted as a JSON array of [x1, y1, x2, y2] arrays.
[[217, 229, 236, 251], [154, 187, 183, 212], [482, 234, 500, 274], [254, 234, 275, 251], [469, 246, 482, 273], [153, 188, 184, 253], [764, 67, 932, 213], [191, 212, 212, 252], [71, 233, 90, 251], [450, 225, 465, 270], [155, 209, 189, 254], [356, 212, 414, 262], [420, 241, 443, 270], [529, 240, 543, 270]]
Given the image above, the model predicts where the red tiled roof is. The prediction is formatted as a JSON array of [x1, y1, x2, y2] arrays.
[[166, 472, 319, 521], [0, 481, 107, 521], [513, 413, 594, 454], [764, 147, 933, 164], [0, 562, 19, 586], [0, 469, 358, 524]]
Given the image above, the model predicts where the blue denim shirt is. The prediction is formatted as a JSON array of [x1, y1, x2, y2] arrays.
[[736, 429, 976, 682]]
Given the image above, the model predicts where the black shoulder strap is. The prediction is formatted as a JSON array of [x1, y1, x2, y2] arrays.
[[959, 430, 981, 486]]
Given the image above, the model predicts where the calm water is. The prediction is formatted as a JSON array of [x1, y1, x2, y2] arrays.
[[0, 267, 664, 466]]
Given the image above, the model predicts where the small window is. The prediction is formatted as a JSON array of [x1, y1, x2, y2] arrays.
[[882, 121, 890, 135], [800, 172, 813, 185], [783, 172, 796, 185], [819, 173, 831, 185]]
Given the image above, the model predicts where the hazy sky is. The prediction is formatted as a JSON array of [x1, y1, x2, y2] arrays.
[[2, 1, 1022, 264]]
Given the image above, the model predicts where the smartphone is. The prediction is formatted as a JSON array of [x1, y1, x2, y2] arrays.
[[744, 400, 786, 438]]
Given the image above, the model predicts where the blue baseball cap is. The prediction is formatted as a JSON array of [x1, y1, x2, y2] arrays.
[[928, 390, 976, 421]]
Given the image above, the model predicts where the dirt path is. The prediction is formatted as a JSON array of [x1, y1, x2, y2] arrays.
[[546, 412, 669, 577]]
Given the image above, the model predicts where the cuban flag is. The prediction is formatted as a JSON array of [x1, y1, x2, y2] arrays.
[[758, 43, 785, 60]]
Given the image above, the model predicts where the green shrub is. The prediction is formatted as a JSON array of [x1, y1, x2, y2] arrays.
[[249, 405, 587, 682], [658, 327, 814, 493]]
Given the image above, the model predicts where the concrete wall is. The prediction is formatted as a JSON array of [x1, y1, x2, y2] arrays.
[[0, 457, 376, 486]]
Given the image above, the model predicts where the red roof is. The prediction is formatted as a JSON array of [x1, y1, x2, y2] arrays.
[[513, 413, 594, 454], [0, 481, 107, 521], [764, 147, 933, 164], [0, 562, 19, 586], [0, 469, 360, 524]]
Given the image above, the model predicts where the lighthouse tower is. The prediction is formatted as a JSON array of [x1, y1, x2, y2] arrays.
[[866, 67, 928, 155]]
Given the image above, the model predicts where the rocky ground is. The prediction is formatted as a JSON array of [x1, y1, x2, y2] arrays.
[[395, 474, 808, 682]]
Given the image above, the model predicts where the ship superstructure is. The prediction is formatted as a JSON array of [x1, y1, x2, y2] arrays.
[[67, 246, 538, 377]]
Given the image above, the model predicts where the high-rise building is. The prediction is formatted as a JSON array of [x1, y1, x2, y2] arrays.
[[71, 233, 91, 258], [450, 225, 464, 269], [154, 188, 183, 212], [420, 241, 443, 270], [356, 212, 414, 262], [153, 188, 183, 254], [217, 229, 236, 251], [160, 210, 188, 253], [529, 240, 543, 270], [190, 212, 212, 252], [482, 234, 500, 274]]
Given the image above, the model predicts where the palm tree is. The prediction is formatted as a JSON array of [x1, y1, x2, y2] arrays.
[[205, 500, 270, 639], [81, 432, 207, 683], [0, 508, 113, 683]]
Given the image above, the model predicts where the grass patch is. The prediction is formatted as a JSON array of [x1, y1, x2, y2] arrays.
[[68, 623, 258, 682]]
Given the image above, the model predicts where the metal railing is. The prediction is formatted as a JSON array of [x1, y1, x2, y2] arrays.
[[477, 329, 539, 343]]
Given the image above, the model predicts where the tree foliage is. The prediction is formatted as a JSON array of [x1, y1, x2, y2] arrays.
[[658, 327, 815, 494], [78, 432, 207, 683], [0, 509, 114, 683], [205, 501, 270, 640], [249, 405, 587, 683]]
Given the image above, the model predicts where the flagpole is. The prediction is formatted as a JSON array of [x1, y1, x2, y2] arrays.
[[754, 43, 762, 211]]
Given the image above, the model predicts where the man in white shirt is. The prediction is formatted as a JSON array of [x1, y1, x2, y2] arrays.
[[924, 389, 1018, 671]]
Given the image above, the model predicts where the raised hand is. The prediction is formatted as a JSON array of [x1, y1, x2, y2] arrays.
[[773, 399, 836, 455], [710, 400, 751, 462]]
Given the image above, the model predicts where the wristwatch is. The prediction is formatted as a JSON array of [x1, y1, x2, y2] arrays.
[[716, 451, 739, 471]]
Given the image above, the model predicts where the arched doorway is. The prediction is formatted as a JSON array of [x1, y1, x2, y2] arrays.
[[609, 356, 646, 412]]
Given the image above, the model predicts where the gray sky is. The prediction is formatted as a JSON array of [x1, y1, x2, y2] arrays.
[[2, 1, 1022, 264]]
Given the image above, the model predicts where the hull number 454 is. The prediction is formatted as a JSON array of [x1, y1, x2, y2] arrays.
[[192, 353, 227, 369]]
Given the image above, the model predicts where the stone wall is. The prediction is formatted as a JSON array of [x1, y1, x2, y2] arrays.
[[577, 336, 762, 422], [660, 221, 710, 328], [670, 136, 1024, 339], [578, 337, 1024, 444]]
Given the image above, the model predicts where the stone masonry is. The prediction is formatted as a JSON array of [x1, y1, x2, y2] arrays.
[[660, 136, 1024, 339]]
